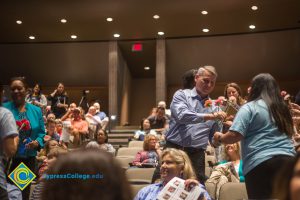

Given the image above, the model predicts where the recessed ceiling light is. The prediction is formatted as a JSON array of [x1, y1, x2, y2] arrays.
[[106, 17, 113, 22], [114, 33, 120, 38], [29, 36, 35, 40], [157, 31, 164, 35], [249, 25, 256, 29], [201, 10, 208, 15], [60, 19, 67, 23], [251, 6, 258, 11], [153, 15, 160, 19], [144, 66, 150, 70], [71, 35, 77, 39], [16, 20, 22, 24], [202, 28, 209, 33]]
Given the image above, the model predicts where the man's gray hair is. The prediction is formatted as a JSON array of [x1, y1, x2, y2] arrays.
[[197, 66, 218, 77]]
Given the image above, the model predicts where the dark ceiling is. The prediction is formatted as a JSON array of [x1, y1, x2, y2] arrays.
[[0, 0, 300, 80], [1, 0, 300, 43]]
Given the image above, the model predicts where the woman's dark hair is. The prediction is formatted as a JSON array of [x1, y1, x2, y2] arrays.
[[224, 82, 245, 106], [272, 153, 300, 200], [97, 129, 108, 143], [57, 82, 67, 96], [248, 73, 294, 137], [10, 76, 28, 89], [140, 118, 152, 131], [42, 149, 132, 200], [182, 69, 197, 89], [33, 83, 42, 95]]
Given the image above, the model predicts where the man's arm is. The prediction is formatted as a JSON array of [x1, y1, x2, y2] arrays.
[[171, 90, 226, 124], [3, 136, 19, 158]]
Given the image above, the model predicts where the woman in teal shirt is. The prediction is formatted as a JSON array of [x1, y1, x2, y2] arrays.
[[4, 77, 45, 200], [213, 73, 295, 199]]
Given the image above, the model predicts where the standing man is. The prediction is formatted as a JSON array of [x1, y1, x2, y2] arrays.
[[165, 66, 226, 183]]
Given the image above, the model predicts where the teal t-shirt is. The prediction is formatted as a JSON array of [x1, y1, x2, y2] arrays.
[[229, 99, 295, 175]]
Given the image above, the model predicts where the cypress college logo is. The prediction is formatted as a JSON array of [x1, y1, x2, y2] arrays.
[[8, 162, 36, 190]]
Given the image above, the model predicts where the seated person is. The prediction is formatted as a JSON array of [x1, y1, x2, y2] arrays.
[[93, 102, 109, 130], [36, 139, 59, 163], [85, 106, 102, 140], [69, 107, 89, 146], [86, 129, 115, 155], [206, 142, 244, 200], [55, 119, 63, 136], [37, 146, 68, 180], [134, 148, 211, 200], [41, 149, 133, 200], [133, 118, 157, 141], [132, 135, 161, 167], [147, 107, 169, 135], [45, 119, 60, 142], [31, 147, 68, 199]]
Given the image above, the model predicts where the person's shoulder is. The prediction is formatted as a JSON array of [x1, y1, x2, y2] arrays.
[[0, 106, 12, 114], [26, 102, 42, 112], [139, 182, 162, 193], [174, 88, 194, 98], [2, 101, 13, 109]]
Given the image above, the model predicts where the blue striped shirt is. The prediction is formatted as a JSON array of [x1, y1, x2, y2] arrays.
[[165, 88, 222, 149]]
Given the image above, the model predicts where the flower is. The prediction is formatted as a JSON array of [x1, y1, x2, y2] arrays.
[[16, 119, 31, 131], [214, 98, 224, 106], [204, 99, 212, 107], [281, 90, 287, 97]]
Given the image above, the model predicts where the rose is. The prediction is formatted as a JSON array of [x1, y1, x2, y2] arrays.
[[214, 98, 223, 106], [16, 119, 31, 131], [281, 90, 287, 97], [204, 99, 212, 107]]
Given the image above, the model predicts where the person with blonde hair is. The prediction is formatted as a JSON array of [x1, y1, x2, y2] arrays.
[[207, 142, 244, 200], [134, 148, 211, 200], [132, 134, 160, 167]]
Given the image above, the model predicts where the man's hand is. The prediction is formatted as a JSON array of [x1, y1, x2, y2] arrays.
[[213, 111, 227, 121]]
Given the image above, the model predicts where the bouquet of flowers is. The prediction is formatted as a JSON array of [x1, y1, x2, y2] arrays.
[[16, 119, 31, 132], [16, 119, 32, 155]]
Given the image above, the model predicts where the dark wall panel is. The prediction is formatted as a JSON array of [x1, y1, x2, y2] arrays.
[[0, 42, 109, 86]]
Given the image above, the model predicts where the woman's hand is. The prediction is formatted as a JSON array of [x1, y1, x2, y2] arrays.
[[213, 132, 223, 147], [26, 140, 39, 149], [184, 179, 199, 191], [223, 120, 233, 127]]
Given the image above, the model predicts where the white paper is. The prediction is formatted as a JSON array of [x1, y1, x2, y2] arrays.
[[157, 177, 202, 200], [61, 121, 71, 142]]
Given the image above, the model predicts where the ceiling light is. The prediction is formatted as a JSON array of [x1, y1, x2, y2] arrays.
[[29, 36, 35, 40], [202, 28, 209, 33], [71, 35, 77, 39], [157, 31, 164, 35], [249, 25, 256, 29], [106, 17, 113, 22], [251, 6, 258, 11], [144, 66, 150, 70], [60, 19, 67, 23], [201, 10, 208, 15], [153, 15, 160, 19], [114, 33, 120, 38], [16, 20, 22, 24]]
